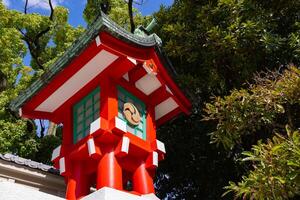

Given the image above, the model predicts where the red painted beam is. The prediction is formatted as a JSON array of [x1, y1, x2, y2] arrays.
[[21, 109, 59, 123], [100, 32, 152, 60], [108, 56, 137, 79], [115, 78, 149, 105], [128, 64, 147, 84], [147, 85, 171, 106]]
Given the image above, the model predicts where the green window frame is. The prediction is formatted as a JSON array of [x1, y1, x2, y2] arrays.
[[117, 86, 146, 140], [73, 87, 100, 144]]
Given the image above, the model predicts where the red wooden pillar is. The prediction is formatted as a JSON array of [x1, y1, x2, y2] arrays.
[[66, 162, 90, 199], [99, 78, 118, 122], [146, 105, 156, 143], [66, 176, 76, 200], [96, 148, 122, 190], [96, 78, 123, 190], [132, 162, 154, 194], [62, 108, 73, 146]]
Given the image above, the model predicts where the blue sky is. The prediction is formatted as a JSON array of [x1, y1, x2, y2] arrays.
[[3, 0, 173, 66], [3, 0, 173, 27], [3, 0, 173, 135]]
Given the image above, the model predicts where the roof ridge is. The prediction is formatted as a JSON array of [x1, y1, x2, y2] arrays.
[[0, 153, 60, 175]]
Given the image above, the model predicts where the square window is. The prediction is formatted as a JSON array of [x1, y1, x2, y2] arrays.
[[77, 105, 84, 114], [94, 93, 100, 102], [94, 102, 100, 110], [77, 114, 84, 123], [84, 128, 90, 136], [77, 123, 83, 132], [94, 112, 99, 120], [86, 99, 92, 108], [73, 87, 100, 144], [86, 107, 93, 117], [77, 133, 83, 141], [85, 116, 93, 127]]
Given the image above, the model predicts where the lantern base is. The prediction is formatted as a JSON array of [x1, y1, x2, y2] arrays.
[[82, 187, 160, 200]]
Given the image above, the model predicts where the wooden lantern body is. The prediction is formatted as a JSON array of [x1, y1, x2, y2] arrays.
[[10, 13, 191, 200]]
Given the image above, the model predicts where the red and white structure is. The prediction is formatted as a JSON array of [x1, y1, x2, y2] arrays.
[[10, 13, 191, 200]]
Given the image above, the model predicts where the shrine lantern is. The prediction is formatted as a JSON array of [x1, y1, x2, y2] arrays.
[[10, 13, 191, 200]]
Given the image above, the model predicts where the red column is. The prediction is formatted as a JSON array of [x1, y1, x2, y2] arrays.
[[96, 149, 123, 190], [146, 105, 156, 142], [100, 78, 118, 122], [66, 176, 76, 200], [66, 162, 90, 200], [132, 162, 154, 194], [62, 108, 73, 146]]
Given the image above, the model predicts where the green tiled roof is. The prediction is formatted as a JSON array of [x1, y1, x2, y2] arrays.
[[9, 12, 165, 113]]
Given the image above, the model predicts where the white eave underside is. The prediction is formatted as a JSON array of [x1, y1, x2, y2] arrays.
[[134, 74, 179, 120], [35, 50, 118, 112], [154, 97, 178, 120], [34, 48, 180, 121], [135, 73, 162, 95]]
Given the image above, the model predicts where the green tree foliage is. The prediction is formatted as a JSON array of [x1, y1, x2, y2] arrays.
[[155, 0, 300, 96], [224, 128, 300, 199], [0, 120, 38, 158], [154, 0, 300, 199], [204, 66, 300, 149], [204, 66, 300, 199], [84, 0, 150, 29], [0, 1, 83, 163], [0, 2, 37, 158]]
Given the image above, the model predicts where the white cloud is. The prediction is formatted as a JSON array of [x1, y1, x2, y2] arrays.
[[3, 0, 10, 7], [22, 0, 65, 11]]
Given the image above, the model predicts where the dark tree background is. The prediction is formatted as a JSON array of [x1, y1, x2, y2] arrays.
[[151, 0, 300, 199]]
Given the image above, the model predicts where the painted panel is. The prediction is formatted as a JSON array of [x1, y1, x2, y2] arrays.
[[117, 86, 146, 140]]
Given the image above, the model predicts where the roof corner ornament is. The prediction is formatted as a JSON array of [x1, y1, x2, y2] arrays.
[[143, 59, 158, 75], [134, 18, 162, 45]]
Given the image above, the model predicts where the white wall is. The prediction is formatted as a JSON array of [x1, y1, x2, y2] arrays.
[[0, 181, 64, 200]]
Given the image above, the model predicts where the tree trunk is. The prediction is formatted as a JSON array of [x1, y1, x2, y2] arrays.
[[47, 121, 57, 136]]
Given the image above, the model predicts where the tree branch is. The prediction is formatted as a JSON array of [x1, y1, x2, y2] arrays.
[[48, 0, 54, 20], [0, 70, 7, 92], [286, 104, 294, 130], [39, 119, 45, 138], [128, 0, 135, 33], [24, 0, 28, 14], [46, 121, 57, 136], [20, 0, 55, 70], [18, 28, 45, 70]]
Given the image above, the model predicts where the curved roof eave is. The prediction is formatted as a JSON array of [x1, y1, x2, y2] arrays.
[[9, 12, 162, 113]]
